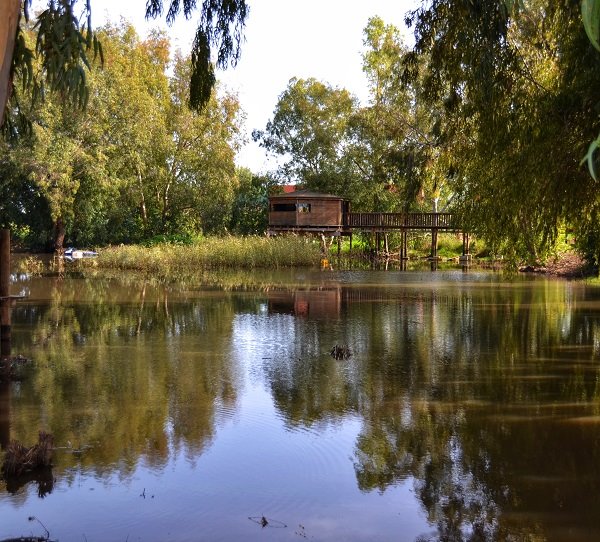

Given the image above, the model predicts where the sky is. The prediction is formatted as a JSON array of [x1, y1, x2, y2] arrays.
[[96, 0, 419, 173]]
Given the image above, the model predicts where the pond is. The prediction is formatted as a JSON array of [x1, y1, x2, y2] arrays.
[[1, 268, 600, 541]]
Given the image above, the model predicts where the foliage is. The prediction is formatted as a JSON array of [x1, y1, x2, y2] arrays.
[[229, 169, 278, 234], [145, 0, 248, 110], [3, 0, 248, 130], [0, 139, 52, 247], [346, 16, 428, 212], [582, 0, 600, 52], [1, 22, 243, 249], [253, 18, 442, 215], [143, 232, 201, 247], [253, 77, 357, 195], [3, 0, 102, 133], [435, 234, 465, 258], [14, 255, 45, 275], [405, 0, 600, 263]]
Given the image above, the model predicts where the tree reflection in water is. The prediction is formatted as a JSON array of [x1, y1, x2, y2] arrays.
[[3, 271, 600, 540], [265, 279, 600, 540]]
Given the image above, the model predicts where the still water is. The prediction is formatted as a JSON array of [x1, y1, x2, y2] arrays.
[[1, 268, 600, 541]]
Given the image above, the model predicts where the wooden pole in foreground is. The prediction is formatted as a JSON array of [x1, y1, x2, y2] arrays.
[[0, 229, 11, 358], [0, 229, 9, 299]]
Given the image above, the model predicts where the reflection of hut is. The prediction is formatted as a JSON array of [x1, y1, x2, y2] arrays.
[[267, 288, 341, 319], [268, 191, 349, 232]]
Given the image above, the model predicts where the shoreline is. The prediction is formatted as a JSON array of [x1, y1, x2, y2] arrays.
[[518, 252, 596, 279]]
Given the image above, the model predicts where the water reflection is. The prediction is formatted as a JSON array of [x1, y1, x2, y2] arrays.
[[1, 270, 600, 540], [0, 381, 8, 450], [260, 277, 600, 539], [7, 276, 243, 482]]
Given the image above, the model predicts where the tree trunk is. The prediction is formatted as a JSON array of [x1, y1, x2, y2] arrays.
[[0, 0, 21, 126], [54, 216, 66, 253], [136, 167, 148, 232]]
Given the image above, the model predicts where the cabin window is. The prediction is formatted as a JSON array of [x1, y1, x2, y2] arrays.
[[272, 203, 296, 212], [297, 203, 311, 213]]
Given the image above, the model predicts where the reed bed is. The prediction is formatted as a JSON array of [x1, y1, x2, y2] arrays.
[[95, 235, 322, 274]]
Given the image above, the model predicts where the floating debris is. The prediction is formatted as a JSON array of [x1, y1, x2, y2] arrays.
[[295, 524, 309, 538], [2, 432, 54, 477], [330, 344, 351, 360], [0, 515, 55, 542], [248, 516, 287, 529]]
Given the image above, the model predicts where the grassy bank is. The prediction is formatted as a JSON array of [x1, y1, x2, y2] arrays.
[[94, 236, 323, 274]]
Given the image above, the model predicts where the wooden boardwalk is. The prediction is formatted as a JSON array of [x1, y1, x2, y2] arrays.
[[268, 211, 461, 233], [345, 212, 458, 231], [268, 211, 469, 265]]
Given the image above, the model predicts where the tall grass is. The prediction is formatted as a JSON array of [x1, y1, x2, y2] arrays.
[[95, 235, 322, 274]]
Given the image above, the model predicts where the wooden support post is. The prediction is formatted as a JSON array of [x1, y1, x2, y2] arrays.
[[370, 231, 375, 262], [0, 300, 9, 359], [431, 229, 438, 259], [0, 229, 10, 359], [430, 229, 438, 271], [399, 230, 404, 262], [337, 235, 341, 257], [460, 232, 472, 266], [349, 233, 353, 253]]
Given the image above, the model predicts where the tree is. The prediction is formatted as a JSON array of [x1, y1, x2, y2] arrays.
[[253, 77, 357, 195], [88, 25, 243, 240], [1, 0, 248, 129], [1, 21, 243, 247], [0, 138, 51, 247], [405, 0, 600, 262], [346, 16, 431, 212], [160, 51, 243, 234], [253, 20, 436, 215], [229, 168, 278, 234], [89, 23, 173, 241]]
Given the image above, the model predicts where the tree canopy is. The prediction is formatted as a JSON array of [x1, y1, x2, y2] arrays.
[[253, 16, 448, 214], [4, 1, 600, 264], [1, 21, 245, 249], [402, 0, 600, 261], [0, 0, 248, 130]]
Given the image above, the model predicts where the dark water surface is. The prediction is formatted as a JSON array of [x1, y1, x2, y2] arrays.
[[1, 269, 600, 541]]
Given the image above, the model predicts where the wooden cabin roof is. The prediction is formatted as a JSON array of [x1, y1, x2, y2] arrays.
[[269, 190, 345, 200]]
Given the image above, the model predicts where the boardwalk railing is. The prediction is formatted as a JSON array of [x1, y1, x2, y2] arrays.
[[345, 212, 457, 230]]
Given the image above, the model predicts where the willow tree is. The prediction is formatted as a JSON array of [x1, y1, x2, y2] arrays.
[[0, 0, 248, 130], [406, 0, 600, 262]]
